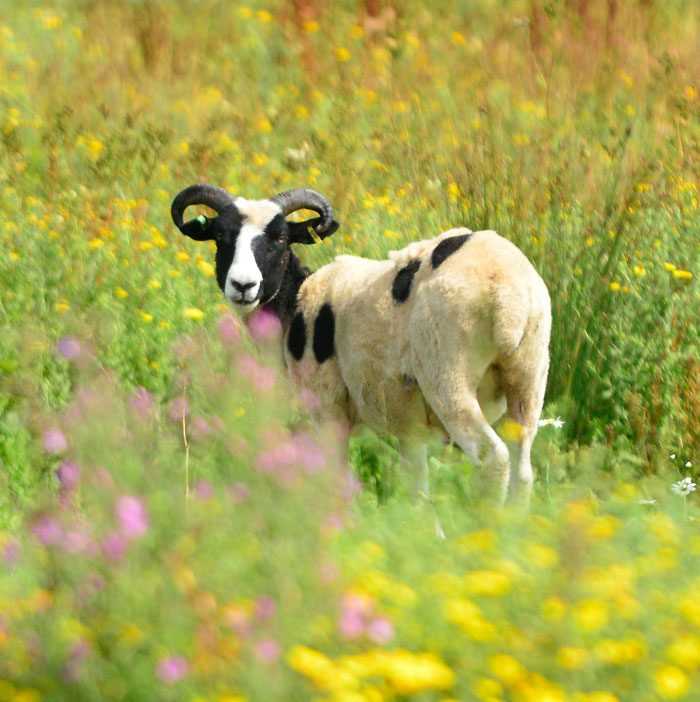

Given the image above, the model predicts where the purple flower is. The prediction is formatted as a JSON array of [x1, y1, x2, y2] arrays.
[[130, 387, 155, 416], [219, 314, 241, 345], [56, 336, 82, 360], [157, 655, 188, 684], [42, 428, 67, 454], [246, 308, 282, 342], [116, 496, 149, 539], [101, 531, 128, 562], [56, 460, 81, 490], [167, 396, 189, 422], [31, 515, 63, 546], [367, 617, 394, 644], [254, 637, 281, 663]]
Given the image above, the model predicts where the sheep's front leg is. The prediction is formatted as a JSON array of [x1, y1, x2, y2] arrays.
[[398, 439, 445, 538]]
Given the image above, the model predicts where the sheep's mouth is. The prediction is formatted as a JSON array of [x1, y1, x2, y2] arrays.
[[228, 296, 260, 311]]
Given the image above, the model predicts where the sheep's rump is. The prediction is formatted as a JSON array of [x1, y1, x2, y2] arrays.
[[289, 229, 550, 436]]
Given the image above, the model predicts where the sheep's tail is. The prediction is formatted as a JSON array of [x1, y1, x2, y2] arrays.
[[492, 283, 530, 356]]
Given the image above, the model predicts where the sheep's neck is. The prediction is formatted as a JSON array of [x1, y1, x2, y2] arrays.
[[262, 251, 311, 330]]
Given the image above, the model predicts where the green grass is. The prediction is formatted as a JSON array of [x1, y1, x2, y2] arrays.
[[0, 1, 699, 700]]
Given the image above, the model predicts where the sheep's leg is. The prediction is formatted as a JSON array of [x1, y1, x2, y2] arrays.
[[419, 383, 511, 505], [398, 439, 445, 538], [500, 352, 549, 509]]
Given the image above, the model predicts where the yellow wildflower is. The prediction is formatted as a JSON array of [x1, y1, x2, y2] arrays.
[[238, 7, 252, 19], [463, 570, 511, 596], [148, 279, 162, 290], [335, 47, 351, 62], [176, 251, 191, 262], [183, 307, 205, 320], [303, 20, 320, 34], [609, 282, 620, 291], [574, 599, 608, 632], [256, 10, 272, 22], [556, 646, 588, 669], [197, 260, 215, 276], [633, 265, 646, 276], [673, 269, 692, 279], [445, 598, 496, 641], [667, 635, 700, 669], [115, 287, 128, 299], [138, 310, 153, 323], [451, 31, 466, 45], [654, 665, 689, 699], [488, 654, 524, 685]]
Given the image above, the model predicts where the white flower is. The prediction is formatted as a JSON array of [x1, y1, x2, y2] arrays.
[[538, 417, 565, 428], [686, 461, 692, 468], [670, 453, 676, 459], [637, 499, 657, 505], [671, 477, 697, 496]]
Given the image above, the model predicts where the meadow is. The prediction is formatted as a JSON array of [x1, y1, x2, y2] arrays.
[[0, 0, 699, 700]]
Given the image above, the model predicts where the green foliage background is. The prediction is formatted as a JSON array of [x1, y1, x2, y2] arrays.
[[0, 1, 699, 700]]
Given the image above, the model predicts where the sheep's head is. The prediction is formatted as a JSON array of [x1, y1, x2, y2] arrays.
[[171, 184, 339, 310]]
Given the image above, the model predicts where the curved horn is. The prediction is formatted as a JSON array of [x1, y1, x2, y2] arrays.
[[270, 188, 334, 233], [171, 183, 237, 230]]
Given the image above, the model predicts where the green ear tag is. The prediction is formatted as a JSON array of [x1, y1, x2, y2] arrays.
[[196, 215, 208, 231], [307, 224, 322, 244]]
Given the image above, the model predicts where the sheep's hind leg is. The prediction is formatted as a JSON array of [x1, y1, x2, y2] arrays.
[[398, 439, 445, 538], [417, 380, 511, 505]]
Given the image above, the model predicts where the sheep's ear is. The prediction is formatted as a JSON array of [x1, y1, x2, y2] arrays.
[[288, 217, 340, 245], [178, 215, 216, 242]]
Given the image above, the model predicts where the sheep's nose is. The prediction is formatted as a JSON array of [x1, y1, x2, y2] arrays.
[[231, 280, 256, 294]]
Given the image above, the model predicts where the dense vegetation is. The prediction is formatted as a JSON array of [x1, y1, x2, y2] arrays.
[[0, 1, 698, 700]]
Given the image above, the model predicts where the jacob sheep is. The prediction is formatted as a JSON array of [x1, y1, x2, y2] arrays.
[[170, 184, 551, 508]]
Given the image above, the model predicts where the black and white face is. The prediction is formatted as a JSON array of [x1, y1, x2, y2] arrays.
[[210, 199, 291, 310], [172, 185, 340, 313]]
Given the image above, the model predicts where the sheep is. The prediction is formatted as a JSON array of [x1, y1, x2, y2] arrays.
[[170, 183, 551, 509]]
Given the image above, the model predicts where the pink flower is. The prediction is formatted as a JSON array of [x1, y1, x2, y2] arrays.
[[368, 617, 394, 644], [56, 460, 81, 490], [254, 595, 276, 621], [157, 655, 188, 684], [167, 396, 189, 422], [219, 314, 240, 345], [298, 389, 320, 412], [254, 637, 281, 663], [2, 538, 20, 565], [56, 336, 82, 360], [194, 481, 214, 500], [228, 482, 250, 503], [101, 531, 128, 562], [338, 609, 365, 639], [116, 496, 149, 539], [235, 354, 275, 392], [190, 416, 214, 441], [42, 428, 67, 454], [130, 387, 155, 416], [31, 515, 62, 546], [246, 308, 282, 342]]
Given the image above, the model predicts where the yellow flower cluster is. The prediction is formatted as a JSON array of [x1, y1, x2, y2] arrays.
[[288, 646, 454, 698]]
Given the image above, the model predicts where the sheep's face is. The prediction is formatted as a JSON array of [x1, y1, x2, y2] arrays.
[[173, 186, 339, 312], [208, 199, 291, 311]]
